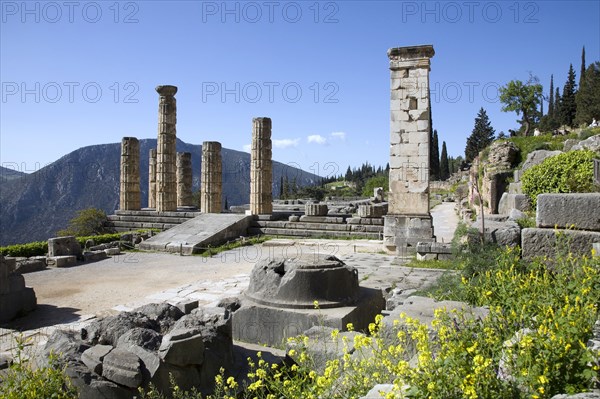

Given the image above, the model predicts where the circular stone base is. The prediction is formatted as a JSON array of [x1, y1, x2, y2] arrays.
[[245, 255, 359, 309]]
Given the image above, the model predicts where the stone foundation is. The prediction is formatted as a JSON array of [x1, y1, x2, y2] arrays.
[[0, 255, 36, 322]]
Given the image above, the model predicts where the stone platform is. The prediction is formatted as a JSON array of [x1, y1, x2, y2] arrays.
[[106, 210, 202, 232], [139, 213, 253, 255]]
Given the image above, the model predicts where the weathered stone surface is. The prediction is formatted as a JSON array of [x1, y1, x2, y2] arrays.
[[102, 348, 142, 388], [305, 203, 329, 217], [82, 344, 113, 375], [508, 208, 528, 222], [83, 250, 108, 263], [176, 152, 193, 207], [158, 328, 205, 366], [486, 141, 519, 172], [133, 303, 184, 333], [383, 215, 435, 255], [498, 192, 531, 215], [572, 134, 600, 152], [471, 220, 521, 247], [563, 138, 580, 151], [155, 85, 178, 212], [250, 117, 273, 215], [82, 312, 159, 345], [289, 215, 300, 222], [551, 393, 600, 399], [201, 142, 222, 213], [15, 258, 46, 273], [149, 148, 157, 209], [416, 241, 452, 261], [245, 255, 359, 309], [0, 255, 37, 322], [119, 137, 141, 211], [385, 47, 435, 252], [522, 228, 600, 259], [47, 255, 77, 268], [105, 248, 120, 256], [521, 150, 562, 174], [48, 236, 82, 257], [357, 204, 385, 218], [536, 193, 600, 231], [384, 295, 489, 328]]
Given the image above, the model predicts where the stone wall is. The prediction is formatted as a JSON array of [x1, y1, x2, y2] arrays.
[[0, 255, 36, 322]]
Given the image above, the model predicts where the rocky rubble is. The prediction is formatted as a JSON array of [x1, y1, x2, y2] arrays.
[[39, 303, 233, 398]]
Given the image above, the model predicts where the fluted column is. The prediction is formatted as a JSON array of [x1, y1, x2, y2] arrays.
[[119, 137, 141, 210], [201, 141, 222, 213], [155, 85, 178, 212], [250, 117, 273, 215], [148, 148, 157, 209], [177, 152, 193, 207]]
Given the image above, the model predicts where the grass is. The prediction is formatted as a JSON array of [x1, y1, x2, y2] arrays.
[[498, 133, 579, 167], [197, 235, 274, 257]]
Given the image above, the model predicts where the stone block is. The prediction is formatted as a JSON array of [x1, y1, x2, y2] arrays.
[[361, 384, 396, 399], [357, 205, 385, 218], [15, 258, 46, 274], [176, 300, 199, 314], [83, 251, 108, 263], [102, 348, 142, 388], [158, 329, 205, 366], [521, 228, 600, 259], [498, 193, 530, 215], [47, 255, 77, 268], [48, 236, 82, 257], [508, 182, 522, 194], [416, 253, 437, 261], [305, 203, 328, 216], [471, 220, 520, 247], [82, 345, 113, 375], [594, 243, 600, 257], [105, 248, 121, 256], [233, 287, 385, 347], [536, 193, 600, 231]]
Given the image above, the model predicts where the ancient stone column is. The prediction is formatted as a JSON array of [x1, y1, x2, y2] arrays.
[[383, 45, 436, 254], [155, 85, 178, 212], [119, 137, 141, 211], [148, 149, 157, 209], [250, 117, 273, 215], [177, 152, 193, 207], [201, 142, 222, 213]]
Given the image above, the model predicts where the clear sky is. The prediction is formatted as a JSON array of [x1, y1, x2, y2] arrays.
[[1, 0, 599, 180]]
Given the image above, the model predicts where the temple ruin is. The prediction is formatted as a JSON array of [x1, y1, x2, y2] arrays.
[[250, 117, 273, 215], [119, 137, 141, 211], [155, 85, 178, 213], [200, 141, 222, 213]]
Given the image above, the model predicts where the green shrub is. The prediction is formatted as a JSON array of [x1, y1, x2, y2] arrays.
[[0, 241, 48, 257], [57, 207, 113, 237], [521, 149, 597, 207], [0, 338, 78, 399]]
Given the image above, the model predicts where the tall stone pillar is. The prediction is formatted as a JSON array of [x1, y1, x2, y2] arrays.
[[250, 117, 273, 215], [177, 152, 193, 207], [155, 85, 178, 212], [383, 45, 436, 254], [200, 142, 222, 213], [119, 137, 141, 211], [148, 149, 157, 209]]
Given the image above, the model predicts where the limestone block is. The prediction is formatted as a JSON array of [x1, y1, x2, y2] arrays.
[[357, 205, 385, 218], [82, 345, 113, 375], [360, 385, 396, 399], [158, 328, 205, 366], [48, 236, 82, 257], [521, 228, 600, 259], [15, 258, 46, 274], [521, 150, 562, 173], [470, 220, 520, 247], [498, 193, 530, 215], [305, 203, 328, 216], [47, 255, 77, 268], [83, 251, 108, 263], [102, 348, 143, 388], [536, 193, 600, 231]]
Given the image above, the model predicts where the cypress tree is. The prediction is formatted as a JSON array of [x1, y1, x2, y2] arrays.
[[575, 62, 600, 126], [548, 75, 554, 118], [580, 46, 586, 88], [440, 141, 450, 180], [560, 64, 577, 127], [430, 129, 440, 180], [554, 87, 561, 121], [465, 108, 496, 163]]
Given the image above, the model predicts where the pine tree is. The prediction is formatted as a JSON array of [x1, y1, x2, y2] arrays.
[[345, 166, 352, 182], [560, 64, 577, 127], [440, 141, 449, 180], [580, 46, 586, 88], [465, 108, 496, 163], [575, 62, 600, 126], [430, 129, 440, 180], [555, 87, 561, 118]]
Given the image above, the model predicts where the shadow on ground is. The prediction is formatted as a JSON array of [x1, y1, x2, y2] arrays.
[[2, 304, 82, 332]]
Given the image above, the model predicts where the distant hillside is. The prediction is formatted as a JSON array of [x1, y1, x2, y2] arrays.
[[0, 139, 319, 246], [0, 165, 27, 182]]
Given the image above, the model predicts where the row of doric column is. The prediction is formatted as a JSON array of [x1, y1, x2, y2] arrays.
[[119, 86, 273, 214]]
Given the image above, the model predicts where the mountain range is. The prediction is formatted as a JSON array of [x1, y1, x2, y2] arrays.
[[0, 139, 319, 246]]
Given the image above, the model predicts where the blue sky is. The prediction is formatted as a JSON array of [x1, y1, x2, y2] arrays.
[[1, 0, 599, 179]]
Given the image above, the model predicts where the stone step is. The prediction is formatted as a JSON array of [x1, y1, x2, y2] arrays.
[[248, 227, 382, 239], [251, 220, 383, 233], [107, 215, 194, 224], [105, 221, 180, 230]]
